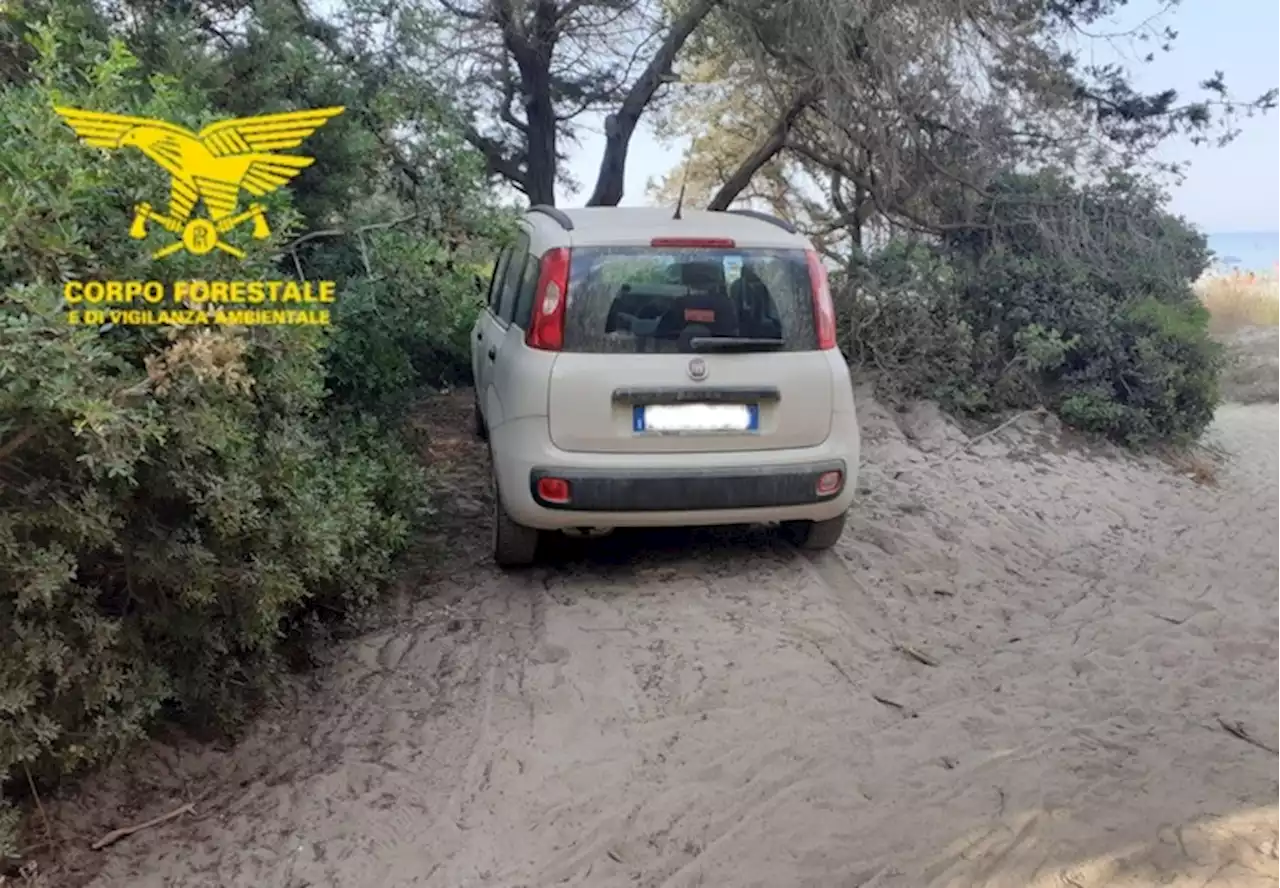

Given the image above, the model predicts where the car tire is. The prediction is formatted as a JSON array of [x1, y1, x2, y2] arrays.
[[473, 394, 488, 441], [781, 511, 847, 551], [492, 469, 538, 568]]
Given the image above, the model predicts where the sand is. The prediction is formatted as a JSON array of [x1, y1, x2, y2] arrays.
[[1219, 326, 1280, 404], [32, 389, 1279, 888]]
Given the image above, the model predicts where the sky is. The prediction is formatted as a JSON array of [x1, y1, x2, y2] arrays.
[[559, 0, 1280, 235]]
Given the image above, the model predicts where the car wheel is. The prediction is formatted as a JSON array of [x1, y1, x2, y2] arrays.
[[491, 467, 538, 568], [781, 511, 847, 551], [473, 394, 488, 441]]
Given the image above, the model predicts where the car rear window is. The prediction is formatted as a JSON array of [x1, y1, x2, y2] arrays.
[[561, 247, 818, 353]]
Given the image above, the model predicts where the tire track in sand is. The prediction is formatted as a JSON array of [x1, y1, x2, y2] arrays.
[[62, 395, 1277, 888]]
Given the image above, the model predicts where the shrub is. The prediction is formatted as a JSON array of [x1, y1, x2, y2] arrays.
[[0, 17, 450, 853], [839, 171, 1223, 446], [316, 228, 507, 412], [838, 241, 995, 412]]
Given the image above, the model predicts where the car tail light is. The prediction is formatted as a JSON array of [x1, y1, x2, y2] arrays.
[[805, 250, 837, 351], [536, 477, 572, 504], [650, 237, 736, 248], [816, 469, 843, 496], [527, 247, 571, 351]]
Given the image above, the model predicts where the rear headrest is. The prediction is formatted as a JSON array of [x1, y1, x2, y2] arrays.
[[681, 261, 724, 290]]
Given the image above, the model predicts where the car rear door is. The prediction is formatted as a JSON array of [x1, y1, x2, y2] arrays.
[[546, 243, 835, 454]]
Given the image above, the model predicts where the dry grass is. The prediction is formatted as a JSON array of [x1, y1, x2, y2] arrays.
[[1196, 270, 1280, 333], [1161, 446, 1221, 486]]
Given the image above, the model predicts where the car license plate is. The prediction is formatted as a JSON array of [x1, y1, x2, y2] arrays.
[[635, 403, 758, 432]]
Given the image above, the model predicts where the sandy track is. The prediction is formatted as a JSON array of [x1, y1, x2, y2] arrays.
[[49, 391, 1277, 888], [1219, 326, 1280, 404]]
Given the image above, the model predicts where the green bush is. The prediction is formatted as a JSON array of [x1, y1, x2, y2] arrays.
[[838, 242, 1005, 413], [316, 229, 504, 412], [0, 17, 462, 852], [838, 171, 1222, 447]]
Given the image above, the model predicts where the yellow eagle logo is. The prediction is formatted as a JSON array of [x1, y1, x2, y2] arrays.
[[53, 106, 345, 259]]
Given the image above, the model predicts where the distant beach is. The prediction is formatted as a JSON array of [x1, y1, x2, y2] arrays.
[[1195, 231, 1279, 335], [1206, 231, 1279, 273]]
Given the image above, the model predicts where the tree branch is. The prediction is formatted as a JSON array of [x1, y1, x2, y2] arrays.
[[498, 66, 529, 132], [0, 425, 38, 464], [554, 0, 593, 25], [283, 214, 421, 251], [286, 0, 437, 195], [585, 0, 720, 206], [436, 0, 491, 22], [463, 126, 529, 191], [787, 139, 975, 235], [705, 85, 817, 211]]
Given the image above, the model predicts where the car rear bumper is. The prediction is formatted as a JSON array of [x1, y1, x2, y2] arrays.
[[529, 460, 846, 512], [491, 413, 859, 530]]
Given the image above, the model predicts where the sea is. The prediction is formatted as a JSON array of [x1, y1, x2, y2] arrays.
[[1205, 231, 1279, 274]]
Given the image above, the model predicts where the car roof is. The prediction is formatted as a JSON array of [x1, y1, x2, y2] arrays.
[[522, 206, 809, 250]]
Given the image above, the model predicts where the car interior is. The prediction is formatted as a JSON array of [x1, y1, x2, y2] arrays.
[[600, 258, 786, 352]]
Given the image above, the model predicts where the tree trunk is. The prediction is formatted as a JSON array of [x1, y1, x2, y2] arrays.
[[588, 113, 630, 207], [831, 167, 873, 251], [706, 86, 816, 211], [523, 68, 558, 206], [518, 1, 560, 205], [585, 0, 720, 207]]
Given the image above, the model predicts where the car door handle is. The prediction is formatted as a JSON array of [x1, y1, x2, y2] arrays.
[[487, 347, 496, 360]]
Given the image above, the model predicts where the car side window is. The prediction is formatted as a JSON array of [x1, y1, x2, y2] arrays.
[[511, 251, 541, 329], [487, 247, 511, 312], [496, 233, 529, 324]]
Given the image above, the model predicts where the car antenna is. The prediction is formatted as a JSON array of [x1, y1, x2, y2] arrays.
[[673, 136, 699, 220]]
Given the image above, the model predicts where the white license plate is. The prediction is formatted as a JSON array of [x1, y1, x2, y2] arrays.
[[641, 403, 754, 432]]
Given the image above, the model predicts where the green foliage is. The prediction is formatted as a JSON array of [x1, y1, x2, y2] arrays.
[[0, 5, 503, 855], [88, 0, 515, 405], [1055, 296, 1221, 445], [0, 803, 16, 859], [316, 226, 502, 411], [840, 172, 1222, 446], [201, 0, 517, 404], [839, 242, 995, 413]]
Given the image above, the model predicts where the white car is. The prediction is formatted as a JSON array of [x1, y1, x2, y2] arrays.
[[471, 205, 860, 566]]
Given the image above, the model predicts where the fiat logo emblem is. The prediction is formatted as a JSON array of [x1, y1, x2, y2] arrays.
[[687, 357, 708, 381]]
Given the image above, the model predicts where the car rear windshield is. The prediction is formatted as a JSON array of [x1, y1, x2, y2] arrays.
[[561, 246, 818, 353]]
